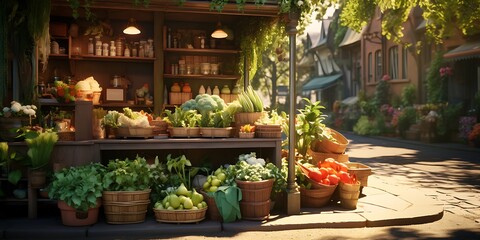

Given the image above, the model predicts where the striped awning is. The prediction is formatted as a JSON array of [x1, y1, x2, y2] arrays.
[[444, 41, 480, 61]]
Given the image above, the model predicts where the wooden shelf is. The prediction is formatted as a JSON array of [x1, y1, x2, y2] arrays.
[[98, 103, 152, 108], [49, 54, 68, 59], [164, 48, 240, 55], [164, 74, 239, 80], [70, 55, 155, 63]]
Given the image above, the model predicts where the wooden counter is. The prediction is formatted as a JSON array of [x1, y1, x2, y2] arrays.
[[7, 137, 282, 218]]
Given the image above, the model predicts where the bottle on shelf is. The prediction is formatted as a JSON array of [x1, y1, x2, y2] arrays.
[[206, 86, 212, 95], [213, 85, 220, 95], [102, 43, 109, 56], [87, 38, 94, 55], [95, 36, 102, 56], [199, 85, 206, 94], [167, 28, 172, 48], [171, 82, 181, 93], [221, 85, 231, 94], [110, 41, 116, 56], [232, 84, 240, 94], [182, 83, 191, 93], [124, 46, 130, 57]]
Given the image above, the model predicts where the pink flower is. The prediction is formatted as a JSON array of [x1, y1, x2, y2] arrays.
[[381, 75, 391, 81]]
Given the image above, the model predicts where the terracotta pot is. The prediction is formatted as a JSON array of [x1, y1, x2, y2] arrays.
[[58, 199, 101, 226]]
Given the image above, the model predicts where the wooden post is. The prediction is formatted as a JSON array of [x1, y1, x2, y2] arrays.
[[286, 9, 300, 215]]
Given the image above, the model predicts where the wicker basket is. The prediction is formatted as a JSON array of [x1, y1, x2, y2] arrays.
[[104, 210, 148, 224], [153, 208, 207, 223], [103, 189, 151, 202], [168, 127, 201, 138], [307, 148, 349, 164], [239, 132, 255, 139], [116, 127, 154, 138], [313, 128, 349, 154], [58, 131, 75, 141], [254, 124, 282, 138], [300, 186, 335, 208], [102, 189, 151, 224], [338, 181, 361, 210], [200, 127, 233, 138], [103, 200, 150, 213], [345, 162, 372, 187]]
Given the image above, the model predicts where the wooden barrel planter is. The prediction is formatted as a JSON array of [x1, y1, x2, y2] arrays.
[[102, 189, 151, 224], [236, 179, 274, 220], [234, 112, 262, 137], [200, 191, 223, 221], [338, 182, 361, 210], [58, 199, 101, 226]]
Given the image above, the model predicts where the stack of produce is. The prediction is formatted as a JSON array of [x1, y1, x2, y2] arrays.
[[296, 158, 358, 208]]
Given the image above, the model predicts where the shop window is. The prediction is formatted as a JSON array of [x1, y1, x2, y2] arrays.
[[368, 52, 372, 83], [389, 46, 398, 79], [375, 50, 382, 82]]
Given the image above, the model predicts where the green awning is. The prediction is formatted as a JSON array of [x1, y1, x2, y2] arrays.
[[302, 74, 342, 91]]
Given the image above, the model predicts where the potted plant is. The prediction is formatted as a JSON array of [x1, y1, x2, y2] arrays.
[[102, 155, 152, 224], [235, 86, 264, 125], [24, 129, 58, 189], [281, 98, 331, 157], [48, 163, 105, 226], [164, 106, 201, 138], [226, 152, 285, 220]]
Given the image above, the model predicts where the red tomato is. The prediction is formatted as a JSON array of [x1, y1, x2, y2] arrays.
[[318, 167, 329, 177], [338, 162, 348, 172], [308, 170, 324, 183], [321, 178, 330, 185], [327, 168, 338, 176], [328, 174, 339, 185], [338, 171, 351, 183]]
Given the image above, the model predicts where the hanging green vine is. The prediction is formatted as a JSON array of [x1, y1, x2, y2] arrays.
[[235, 17, 284, 85]]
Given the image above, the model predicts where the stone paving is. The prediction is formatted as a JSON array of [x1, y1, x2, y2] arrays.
[[344, 133, 480, 225]]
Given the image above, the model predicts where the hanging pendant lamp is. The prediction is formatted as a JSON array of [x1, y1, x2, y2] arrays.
[[211, 21, 228, 39], [123, 18, 141, 35]]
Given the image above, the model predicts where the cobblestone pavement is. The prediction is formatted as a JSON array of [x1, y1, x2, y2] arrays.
[[344, 132, 480, 225]]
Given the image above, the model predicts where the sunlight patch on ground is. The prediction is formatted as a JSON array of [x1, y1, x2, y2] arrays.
[[346, 144, 418, 158]]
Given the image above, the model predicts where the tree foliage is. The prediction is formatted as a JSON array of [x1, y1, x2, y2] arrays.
[[326, 0, 480, 44]]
